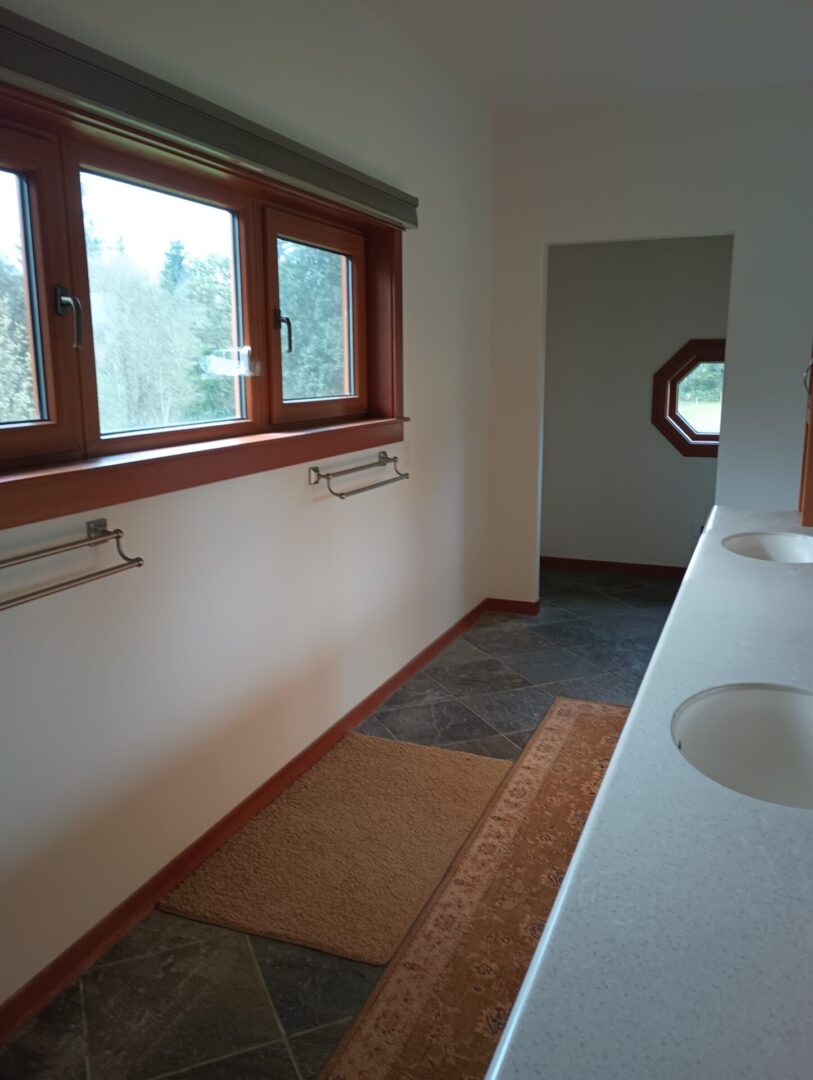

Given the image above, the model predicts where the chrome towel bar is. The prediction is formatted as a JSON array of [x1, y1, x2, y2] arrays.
[[0, 519, 143, 612], [308, 450, 409, 499]]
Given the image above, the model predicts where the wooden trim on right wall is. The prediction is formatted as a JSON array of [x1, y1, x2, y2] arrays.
[[800, 359, 813, 526]]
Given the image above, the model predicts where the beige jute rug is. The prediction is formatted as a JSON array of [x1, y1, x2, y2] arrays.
[[323, 697, 628, 1080], [160, 732, 510, 964]]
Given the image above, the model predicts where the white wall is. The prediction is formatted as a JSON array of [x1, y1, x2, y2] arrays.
[[487, 84, 813, 600], [542, 237, 732, 567], [0, 0, 493, 1002]]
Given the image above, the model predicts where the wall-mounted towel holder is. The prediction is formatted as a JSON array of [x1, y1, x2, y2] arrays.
[[0, 519, 143, 612], [308, 451, 409, 499]]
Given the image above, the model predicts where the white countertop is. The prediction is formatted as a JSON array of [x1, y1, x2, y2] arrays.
[[487, 506, 813, 1080]]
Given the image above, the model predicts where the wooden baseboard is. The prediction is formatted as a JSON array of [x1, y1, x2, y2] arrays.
[[485, 596, 541, 616], [0, 598, 488, 1043], [539, 556, 685, 581]]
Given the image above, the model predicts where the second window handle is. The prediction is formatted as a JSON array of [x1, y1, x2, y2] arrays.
[[274, 308, 293, 353], [55, 286, 84, 349]]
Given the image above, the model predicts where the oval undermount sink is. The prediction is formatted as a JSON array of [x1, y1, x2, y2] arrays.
[[722, 531, 813, 563], [673, 685, 813, 808]]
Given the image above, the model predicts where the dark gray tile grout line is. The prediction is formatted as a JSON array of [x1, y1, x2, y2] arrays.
[[244, 934, 305, 1080], [288, 1016, 355, 1041], [92, 929, 233, 971], [441, 730, 525, 749], [144, 1035, 285, 1080], [439, 735, 522, 755], [512, 655, 641, 685]]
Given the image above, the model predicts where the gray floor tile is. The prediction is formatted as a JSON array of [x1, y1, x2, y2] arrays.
[[461, 685, 554, 734], [626, 625, 664, 648], [0, 981, 85, 1080], [640, 577, 681, 597], [544, 671, 641, 707], [425, 637, 490, 667], [569, 637, 654, 677], [289, 1020, 351, 1079], [463, 620, 547, 656], [501, 647, 604, 686], [378, 698, 497, 746], [355, 714, 394, 738], [98, 910, 231, 967], [376, 670, 451, 712], [604, 583, 675, 612], [590, 611, 666, 646], [156, 1041, 298, 1079], [250, 939, 381, 1036], [442, 734, 521, 760], [527, 604, 580, 627], [429, 658, 530, 698], [555, 593, 637, 618], [537, 582, 596, 604], [83, 935, 280, 1080], [571, 573, 643, 594], [530, 619, 617, 649]]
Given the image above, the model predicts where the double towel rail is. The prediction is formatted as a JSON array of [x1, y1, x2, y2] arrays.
[[308, 450, 410, 499], [0, 519, 143, 612], [1, 451, 406, 610]]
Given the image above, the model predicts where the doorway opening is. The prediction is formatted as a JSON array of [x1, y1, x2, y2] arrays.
[[541, 235, 734, 573]]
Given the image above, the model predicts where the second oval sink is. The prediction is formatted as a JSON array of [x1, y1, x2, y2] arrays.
[[722, 531, 813, 563], [673, 685, 813, 808]]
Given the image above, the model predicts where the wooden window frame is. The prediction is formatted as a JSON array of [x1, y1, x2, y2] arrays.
[[0, 82, 405, 530], [651, 339, 725, 458], [0, 124, 84, 465], [63, 140, 270, 457], [265, 208, 367, 425]]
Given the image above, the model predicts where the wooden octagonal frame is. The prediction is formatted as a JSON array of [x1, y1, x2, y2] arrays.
[[652, 339, 725, 458]]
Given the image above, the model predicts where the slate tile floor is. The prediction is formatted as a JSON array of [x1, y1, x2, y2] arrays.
[[0, 567, 677, 1080]]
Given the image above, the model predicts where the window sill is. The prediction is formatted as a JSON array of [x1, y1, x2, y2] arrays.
[[0, 416, 407, 530]]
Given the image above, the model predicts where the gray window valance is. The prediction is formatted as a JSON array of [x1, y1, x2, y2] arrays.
[[0, 5, 419, 228]]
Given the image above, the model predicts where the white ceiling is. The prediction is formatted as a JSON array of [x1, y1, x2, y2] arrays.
[[374, 0, 813, 108]]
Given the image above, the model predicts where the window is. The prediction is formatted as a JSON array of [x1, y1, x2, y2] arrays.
[[0, 169, 44, 424], [675, 361, 724, 436], [81, 173, 245, 437], [278, 242, 353, 402], [267, 210, 366, 423], [0, 125, 84, 467], [651, 340, 726, 457], [0, 83, 404, 526]]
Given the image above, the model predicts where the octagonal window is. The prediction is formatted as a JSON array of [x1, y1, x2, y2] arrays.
[[651, 339, 726, 457], [675, 361, 724, 435]]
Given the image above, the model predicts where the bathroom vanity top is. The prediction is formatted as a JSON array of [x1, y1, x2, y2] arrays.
[[487, 506, 813, 1080]]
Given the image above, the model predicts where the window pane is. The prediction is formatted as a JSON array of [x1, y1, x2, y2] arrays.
[[81, 173, 244, 436], [676, 361, 724, 435], [0, 170, 44, 424], [277, 238, 353, 401]]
